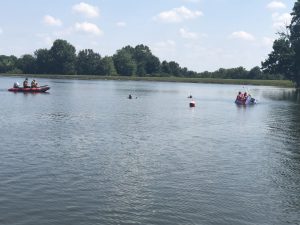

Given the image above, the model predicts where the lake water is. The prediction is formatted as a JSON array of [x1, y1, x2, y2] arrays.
[[0, 76, 299, 225]]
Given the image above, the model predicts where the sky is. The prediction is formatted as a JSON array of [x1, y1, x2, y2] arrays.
[[0, 0, 296, 72]]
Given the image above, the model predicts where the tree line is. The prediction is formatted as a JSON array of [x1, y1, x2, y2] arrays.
[[0, 39, 283, 80]]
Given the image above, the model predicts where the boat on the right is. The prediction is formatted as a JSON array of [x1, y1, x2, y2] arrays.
[[235, 91, 257, 105], [235, 95, 257, 105]]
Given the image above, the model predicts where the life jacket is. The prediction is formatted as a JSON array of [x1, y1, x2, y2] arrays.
[[23, 80, 29, 87], [237, 93, 243, 101]]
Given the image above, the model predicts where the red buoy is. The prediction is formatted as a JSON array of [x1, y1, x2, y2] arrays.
[[189, 100, 196, 107]]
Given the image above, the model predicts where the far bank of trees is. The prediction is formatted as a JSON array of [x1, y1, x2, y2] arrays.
[[1, 39, 282, 80]]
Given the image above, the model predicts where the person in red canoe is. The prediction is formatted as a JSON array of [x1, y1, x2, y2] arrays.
[[23, 78, 30, 88], [236, 91, 244, 101], [31, 79, 39, 88]]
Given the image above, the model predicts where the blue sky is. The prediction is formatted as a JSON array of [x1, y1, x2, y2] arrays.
[[0, 0, 295, 72]]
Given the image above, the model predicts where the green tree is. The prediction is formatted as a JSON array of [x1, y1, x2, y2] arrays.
[[133, 45, 148, 76], [145, 55, 160, 75], [17, 54, 37, 74], [262, 0, 300, 88], [161, 60, 171, 75], [228, 67, 248, 79], [212, 68, 226, 78], [168, 61, 181, 76], [248, 66, 263, 79], [262, 37, 295, 81], [49, 39, 76, 74], [100, 56, 117, 75], [76, 49, 101, 75], [136, 63, 146, 76], [180, 67, 188, 77], [199, 71, 211, 78], [0, 55, 18, 73], [134, 45, 150, 61], [187, 70, 198, 78], [35, 49, 52, 74], [289, 0, 300, 87], [133, 45, 160, 76], [113, 49, 136, 76]]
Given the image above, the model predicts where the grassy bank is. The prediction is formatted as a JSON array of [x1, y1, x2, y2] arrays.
[[1, 73, 295, 88]]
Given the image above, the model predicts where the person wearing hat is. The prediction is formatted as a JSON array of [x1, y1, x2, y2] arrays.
[[23, 78, 30, 88]]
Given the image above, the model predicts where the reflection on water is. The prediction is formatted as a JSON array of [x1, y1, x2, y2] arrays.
[[0, 76, 299, 225], [262, 88, 300, 225], [262, 88, 300, 102]]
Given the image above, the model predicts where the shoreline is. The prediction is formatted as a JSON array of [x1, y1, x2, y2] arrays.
[[0, 73, 294, 88]]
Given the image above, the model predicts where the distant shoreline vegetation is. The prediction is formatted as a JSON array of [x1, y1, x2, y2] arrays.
[[0, 39, 288, 83], [0, 73, 294, 88]]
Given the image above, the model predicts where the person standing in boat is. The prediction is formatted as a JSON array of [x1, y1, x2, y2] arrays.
[[23, 78, 30, 88]]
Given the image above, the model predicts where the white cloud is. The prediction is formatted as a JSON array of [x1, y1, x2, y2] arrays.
[[116, 21, 127, 27], [154, 6, 202, 23], [43, 15, 62, 26], [75, 22, 103, 36], [267, 1, 286, 10], [72, 2, 99, 18], [179, 28, 198, 39], [230, 31, 255, 41], [272, 12, 292, 29]]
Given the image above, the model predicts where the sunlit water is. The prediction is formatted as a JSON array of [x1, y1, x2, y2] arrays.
[[0, 76, 299, 225]]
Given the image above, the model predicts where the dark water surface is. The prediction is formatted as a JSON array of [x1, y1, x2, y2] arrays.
[[0, 76, 299, 225]]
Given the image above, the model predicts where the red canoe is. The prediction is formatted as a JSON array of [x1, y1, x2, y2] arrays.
[[8, 86, 50, 92]]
